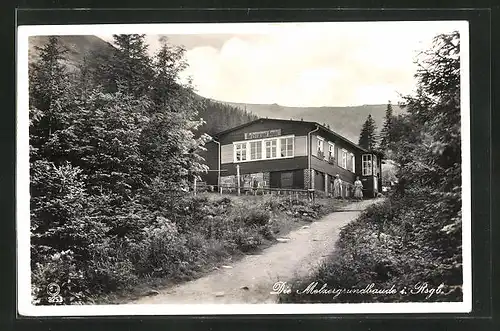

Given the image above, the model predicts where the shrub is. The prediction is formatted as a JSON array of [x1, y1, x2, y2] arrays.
[[31, 250, 89, 305], [232, 227, 263, 253], [242, 209, 270, 226], [87, 250, 139, 294], [134, 217, 193, 278]]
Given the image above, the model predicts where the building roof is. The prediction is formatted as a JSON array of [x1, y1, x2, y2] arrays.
[[212, 118, 372, 153]]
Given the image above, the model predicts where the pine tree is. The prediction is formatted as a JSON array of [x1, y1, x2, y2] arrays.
[[150, 37, 188, 112], [139, 37, 210, 195], [379, 101, 394, 152], [29, 36, 72, 162], [113, 34, 154, 97], [88, 34, 153, 98], [358, 114, 378, 150]]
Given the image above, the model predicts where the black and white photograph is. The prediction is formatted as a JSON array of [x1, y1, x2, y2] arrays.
[[16, 21, 471, 316]]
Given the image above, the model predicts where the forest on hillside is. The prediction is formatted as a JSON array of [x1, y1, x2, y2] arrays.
[[28, 34, 257, 304], [197, 99, 257, 135]]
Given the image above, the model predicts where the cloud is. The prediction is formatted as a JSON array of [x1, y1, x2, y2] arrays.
[[97, 21, 463, 107]]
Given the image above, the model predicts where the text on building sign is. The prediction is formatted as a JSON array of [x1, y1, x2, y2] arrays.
[[244, 129, 282, 140]]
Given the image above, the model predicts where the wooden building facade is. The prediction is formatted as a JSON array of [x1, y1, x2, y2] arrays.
[[201, 118, 382, 198]]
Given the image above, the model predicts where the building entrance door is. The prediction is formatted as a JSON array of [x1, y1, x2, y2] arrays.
[[373, 176, 378, 196]]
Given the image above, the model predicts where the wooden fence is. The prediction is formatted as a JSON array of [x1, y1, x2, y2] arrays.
[[194, 182, 317, 202]]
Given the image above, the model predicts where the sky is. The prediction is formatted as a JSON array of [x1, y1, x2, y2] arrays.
[[98, 21, 462, 107]]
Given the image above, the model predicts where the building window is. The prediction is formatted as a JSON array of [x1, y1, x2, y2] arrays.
[[250, 141, 262, 160], [233, 135, 294, 162], [328, 143, 335, 163], [350, 153, 355, 172], [317, 136, 325, 159], [235, 142, 247, 162], [362, 154, 372, 176], [341, 149, 348, 169], [280, 137, 294, 157], [265, 139, 277, 158]]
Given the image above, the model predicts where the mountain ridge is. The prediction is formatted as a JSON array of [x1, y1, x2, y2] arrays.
[[211, 99, 404, 143]]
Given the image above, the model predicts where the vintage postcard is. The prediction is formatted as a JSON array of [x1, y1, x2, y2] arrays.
[[16, 21, 471, 316]]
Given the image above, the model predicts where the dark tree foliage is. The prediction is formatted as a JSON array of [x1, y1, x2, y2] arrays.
[[358, 114, 378, 150], [379, 101, 394, 152], [397, 30, 461, 194], [374, 30, 462, 294], [139, 37, 210, 197], [85, 34, 154, 98], [380, 31, 462, 290], [29, 35, 252, 304], [109, 34, 154, 97], [279, 31, 463, 304], [197, 99, 258, 135], [29, 36, 72, 162], [150, 37, 189, 112]]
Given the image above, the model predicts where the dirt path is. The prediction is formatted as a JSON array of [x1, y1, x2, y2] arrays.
[[132, 198, 384, 305]]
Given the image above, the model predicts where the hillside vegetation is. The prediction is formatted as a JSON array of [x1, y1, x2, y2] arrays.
[[29, 35, 115, 72], [196, 99, 258, 136], [279, 31, 462, 304]]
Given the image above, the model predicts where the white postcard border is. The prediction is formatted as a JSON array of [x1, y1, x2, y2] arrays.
[[16, 21, 472, 316]]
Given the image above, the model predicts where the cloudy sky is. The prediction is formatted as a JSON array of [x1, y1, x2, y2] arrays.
[[98, 21, 461, 107]]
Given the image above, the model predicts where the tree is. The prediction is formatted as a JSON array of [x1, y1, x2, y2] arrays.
[[138, 37, 210, 199], [29, 36, 73, 162], [87, 34, 153, 98], [397, 30, 460, 193], [66, 90, 150, 200], [150, 37, 189, 112], [358, 114, 378, 150], [379, 101, 394, 152], [28, 34, 258, 304], [393, 30, 462, 285]]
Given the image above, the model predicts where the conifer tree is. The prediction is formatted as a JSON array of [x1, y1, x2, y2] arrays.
[[112, 34, 154, 97], [150, 37, 188, 112], [88, 34, 153, 98], [139, 37, 209, 195], [29, 36, 72, 162], [358, 114, 378, 150], [379, 101, 394, 152]]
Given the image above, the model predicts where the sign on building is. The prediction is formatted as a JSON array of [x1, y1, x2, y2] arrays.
[[244, 129, 281, 140]]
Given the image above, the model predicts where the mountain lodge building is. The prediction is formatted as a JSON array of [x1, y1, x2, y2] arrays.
[[201, 118, 383, 198]]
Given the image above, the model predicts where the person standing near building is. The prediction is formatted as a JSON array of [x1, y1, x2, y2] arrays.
[[252, 176, 259, 195], [354, 176, 364, 200], [333, 174, 342, 199]]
